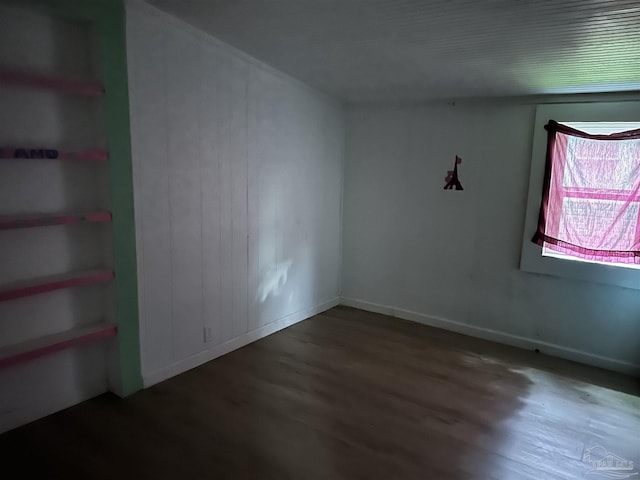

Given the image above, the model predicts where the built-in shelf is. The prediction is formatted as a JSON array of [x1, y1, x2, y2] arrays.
[[0, 147, 108, 161], [0, 69, 104, 97], [0, 322, 117, 369], [0, 269, 114, 303], [0, 212, 111, 230]]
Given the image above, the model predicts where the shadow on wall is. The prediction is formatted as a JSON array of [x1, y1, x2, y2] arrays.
[[45, 9, 110, 410]]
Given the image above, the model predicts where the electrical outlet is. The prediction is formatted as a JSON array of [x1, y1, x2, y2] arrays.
[[203, 326, 213, 343]]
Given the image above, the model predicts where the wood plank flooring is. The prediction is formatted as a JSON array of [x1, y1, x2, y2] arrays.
[[1, 306, 639, 479]]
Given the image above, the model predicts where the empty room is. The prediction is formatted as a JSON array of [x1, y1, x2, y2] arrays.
[[0, 0, 639, 478]]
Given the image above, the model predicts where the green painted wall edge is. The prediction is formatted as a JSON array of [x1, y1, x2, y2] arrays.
[[4, 0, 143, 395]]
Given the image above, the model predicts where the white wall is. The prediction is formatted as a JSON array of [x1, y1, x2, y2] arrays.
[[126, 3, 344, 385], [0, 5, 112, 433], [342, 101, 640, 374]]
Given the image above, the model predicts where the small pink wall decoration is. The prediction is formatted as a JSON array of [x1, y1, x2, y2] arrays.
[[444, 155, 463, 190]]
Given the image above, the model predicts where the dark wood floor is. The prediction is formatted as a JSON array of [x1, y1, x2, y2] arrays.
[[1, 306, 639, 479]]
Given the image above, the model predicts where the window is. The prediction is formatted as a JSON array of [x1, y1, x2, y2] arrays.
[[520, 101, 640, 290], [533, 120, 640, 269]]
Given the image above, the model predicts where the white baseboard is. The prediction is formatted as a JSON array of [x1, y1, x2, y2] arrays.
[[340, 297, 640, 376], [143, 297, 341, 387]]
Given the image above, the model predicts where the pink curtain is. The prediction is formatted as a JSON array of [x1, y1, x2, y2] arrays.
[[532, 120, 640, 264]]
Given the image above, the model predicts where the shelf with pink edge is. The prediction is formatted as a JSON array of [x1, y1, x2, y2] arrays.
[[0, 68, 104, 97], [0, 322, 117, 370], [0, 270, 116, 367], [0, 211, 111, 230], [0, 269, 115, 303]]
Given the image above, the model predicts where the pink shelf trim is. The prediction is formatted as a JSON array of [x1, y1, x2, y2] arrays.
[[0, 325, 117, 370], [0, 270, 114, 303], [0, 212, 112, 230], [0, 70, 104, 96], [0, 147, 108, 161]]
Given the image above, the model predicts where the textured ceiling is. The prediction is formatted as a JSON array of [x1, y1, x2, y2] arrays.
[[147, 0, 640, 102]]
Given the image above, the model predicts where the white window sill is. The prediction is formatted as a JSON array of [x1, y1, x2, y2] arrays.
[[542, 249, 640, 271]]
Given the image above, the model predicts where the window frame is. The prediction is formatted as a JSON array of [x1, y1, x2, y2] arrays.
[[520, 101, 640, 290]]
